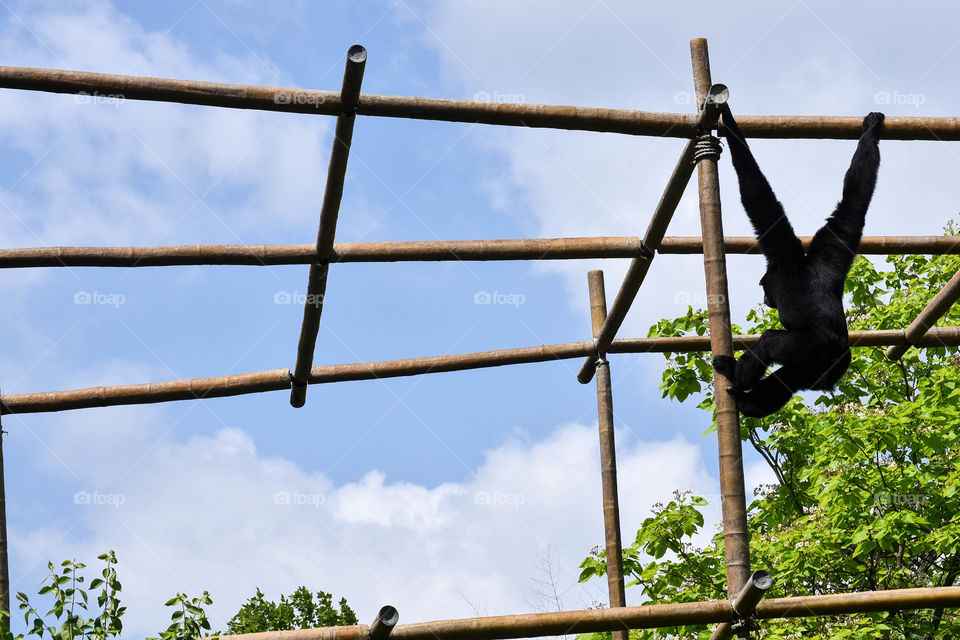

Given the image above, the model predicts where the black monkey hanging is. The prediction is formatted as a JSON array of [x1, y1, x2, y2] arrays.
[[711, 105, 884, 418]]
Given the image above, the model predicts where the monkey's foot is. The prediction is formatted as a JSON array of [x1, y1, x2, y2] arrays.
[[712, 355, 737, 379]]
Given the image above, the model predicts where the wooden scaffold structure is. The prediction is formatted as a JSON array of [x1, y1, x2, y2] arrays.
[[0, 37, 959, 639]]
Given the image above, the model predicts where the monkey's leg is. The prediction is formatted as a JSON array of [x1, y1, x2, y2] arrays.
[[735, 365, 810, 418], [728, 329, 813, 394]]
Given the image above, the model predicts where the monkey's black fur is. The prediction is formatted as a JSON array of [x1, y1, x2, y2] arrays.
[[712, 105, 884, 418]]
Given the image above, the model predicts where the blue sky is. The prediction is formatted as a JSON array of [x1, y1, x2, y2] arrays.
[[0, 1, 958, 637]]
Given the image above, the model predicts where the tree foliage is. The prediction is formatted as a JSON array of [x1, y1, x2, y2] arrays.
[[580, 227, 960, 639], [3, 551, 357, 640], [3, 551, 211, 640], [225, 587, 357, 635]]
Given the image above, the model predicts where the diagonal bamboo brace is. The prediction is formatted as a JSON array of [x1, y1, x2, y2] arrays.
[[290, 45, 367, 408]]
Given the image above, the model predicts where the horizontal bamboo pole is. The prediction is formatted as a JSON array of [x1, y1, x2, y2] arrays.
[[886, 267, 960, 360], [3, 65, 960, 139], [0, 369, 293, 414], [215, 586, 960, 640], [0, 65, 694, 136], [3, 328, 958, 414], [0, 237, 645, 267], [0, 236, 956, 269], [660, 235, 960, 255]]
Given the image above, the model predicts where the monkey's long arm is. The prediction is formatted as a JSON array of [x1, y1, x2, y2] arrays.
[[720, 104, 804, 266]]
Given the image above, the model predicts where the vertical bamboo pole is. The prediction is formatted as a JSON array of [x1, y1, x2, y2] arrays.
[[290, 45, 367, 408], [587, 270, 627, 640], [689, 38, 751, 598], [0, 412, 9, 628]]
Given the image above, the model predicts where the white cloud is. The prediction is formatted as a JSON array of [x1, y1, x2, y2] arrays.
[[420, 0, 960, 335], [12, 422, 717, 637], [0, 1, 330, 252]]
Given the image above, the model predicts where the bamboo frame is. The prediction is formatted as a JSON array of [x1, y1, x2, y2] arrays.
[[0, 236, 956, 269], [290, 46, 366, 408], [0, 36, 959, 637], [213, 586, 960, 640], [4, 64, 960, 140], [886, 266, 960, 360], [689, 38, 750, 598], [586, 271, 627, 640], [575, 85, 726, 385], [2, 328, 959, 415]]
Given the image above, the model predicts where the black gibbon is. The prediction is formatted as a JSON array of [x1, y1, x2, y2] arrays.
[[712, 105, 884, 417]]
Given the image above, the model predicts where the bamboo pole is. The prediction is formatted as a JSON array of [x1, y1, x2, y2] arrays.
[[2, 328, 959, 415], [0, 410, 8, 629], [212, 586, 960, 640], [1, 235, 957, 269], [370, 606, 399, 640], [690, 38, 750, 598], [659, 235, 960, 255], [290, 45, 366, 408], [575, 84, 727, 385], [0, 65, 692, 136], [4, 65, 960, 139], [586, 271, 627, 640], [709, 570, 774, 640], [0, 236, 958, 269], [886, 267, 960, 360], [0, 237, 644, 267]]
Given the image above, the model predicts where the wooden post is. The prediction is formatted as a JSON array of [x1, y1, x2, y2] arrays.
[[0, 410, 9, 629], [689, 38, 751, 598], [586, 271, 627, 640]]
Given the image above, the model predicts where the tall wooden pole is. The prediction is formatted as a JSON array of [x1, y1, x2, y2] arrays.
[[689, 38, 751, 597], [0, 413, 9, 628], [586, 271, 627, 640]]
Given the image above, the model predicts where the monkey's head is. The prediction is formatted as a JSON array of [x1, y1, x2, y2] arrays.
[[759, 273, 777, 309]]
